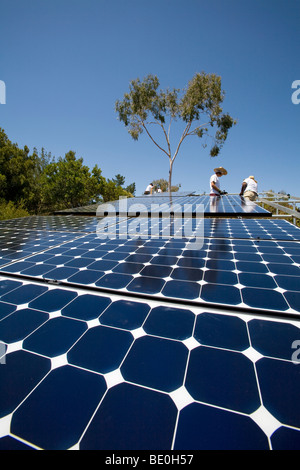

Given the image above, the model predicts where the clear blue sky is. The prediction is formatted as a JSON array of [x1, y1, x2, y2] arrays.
[[1, 0, 299, 197]]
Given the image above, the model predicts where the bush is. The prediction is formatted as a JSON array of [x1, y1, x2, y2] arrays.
[[0, 200, 30, 220]]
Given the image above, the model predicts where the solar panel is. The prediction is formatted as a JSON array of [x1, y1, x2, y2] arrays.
[[0, 215, 127, 233], [0, 217, 299, 316], [53, 192, 196, 215], [52, 194, 270, 217], [0, 198, 300, 450], [0, 276, 300, 450], [95, 194, 270, 217]]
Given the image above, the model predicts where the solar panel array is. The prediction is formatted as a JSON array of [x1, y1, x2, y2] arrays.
[[55, 194, 271, 217], [0, 194, 300, 450]]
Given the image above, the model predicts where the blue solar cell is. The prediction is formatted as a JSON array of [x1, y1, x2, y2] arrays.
[[143, 306, 195, 340], [239, 272, 277, 289], [121, 335, 188, 392], [162, 279, 200, 300], [68, 269, 104, 285], [99, 299, 150, 330], [102, 251, 128, 261], [95, 272, 133, 289], [194, 312, 249, 351], [64, 257, 93, 268], [268, 263, 300, 276], [174, 403, 269, 450], [140, 264, 172, 277], [171, 266, 203, 282], [62, 294, 111, 321], [45, 255, 75, 266], [283, 291, 300, 311], [178, 257, 206, 268], [44, 266, 80, 281], [0, 279, 22, 297], [275, 275, 300, 291], [24, 316, 87, 357], [235, 261, 269, 274], [0, 308, 48, 344], [80, 383, 177, 450], [3, 261, 36, 273], [204, 269, 238, 285], [271, 427, 300, 450], [68, 325, 133, 374], [22, 264, 60, 276], [0, 350, 50, 418], [127, 276, 165, 295], [248, 319, 300, 360], [1, 284, 48, 305], [87, 259, 118, 271], [113, 261, 144, 274], [242, 287, 289, 311], [256, 358, 300, 429], [0, 301, 17, 320], [29, 289, 77, 312], [234, 253, 263, 262], [185, 346, 260, 414], [201, 284, 241, 306], [11, 365, 106, 450]]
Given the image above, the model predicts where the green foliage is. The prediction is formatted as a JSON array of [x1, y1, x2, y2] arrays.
[[0, 128, 38, 207], [0, 200, 30, 220], [124, 182, 136, 195], [116, 73, 236, 190], [152, 178, 179, 193], [112, 173, 126, 187], [111, 173, 135, 197], [0, 128, 135, 214], [40, 151, 99, 211], [100, 180, 132, 203]]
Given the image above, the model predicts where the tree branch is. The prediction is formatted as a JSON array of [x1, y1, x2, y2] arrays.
[[142, 122, 170, 158], [186, 122, 210, 136], [172, 121, 192, 164], [159, 121, 171, 159], [148, 119, 172, 158]]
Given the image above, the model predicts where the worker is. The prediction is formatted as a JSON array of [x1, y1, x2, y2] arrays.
[[240, 176, 258, 201], [210, 167, 228, 196], [144, 183, 154, 195]]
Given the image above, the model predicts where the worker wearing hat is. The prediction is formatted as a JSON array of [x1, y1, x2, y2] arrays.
[[240, 175, 258, 201], [210, 167, 228, 196]]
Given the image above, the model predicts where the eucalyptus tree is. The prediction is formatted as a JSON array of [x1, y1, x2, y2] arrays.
[[115, 73, 236, 191]]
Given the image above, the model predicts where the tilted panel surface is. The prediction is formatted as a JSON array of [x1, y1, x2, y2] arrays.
[[96, 195, 271, 217], [0, 218, 299, 316]]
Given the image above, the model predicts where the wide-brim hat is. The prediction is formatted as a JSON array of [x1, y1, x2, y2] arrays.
[[214, 166, 228, 175]]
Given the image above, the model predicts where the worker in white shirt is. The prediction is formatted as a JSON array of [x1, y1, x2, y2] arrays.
[[210, 167, 228, 196], [240, 176, 258, 201], [144, 183, 154, 195]]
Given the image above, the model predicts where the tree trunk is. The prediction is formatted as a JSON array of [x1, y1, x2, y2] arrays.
[[168, 160, 173, 193]]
